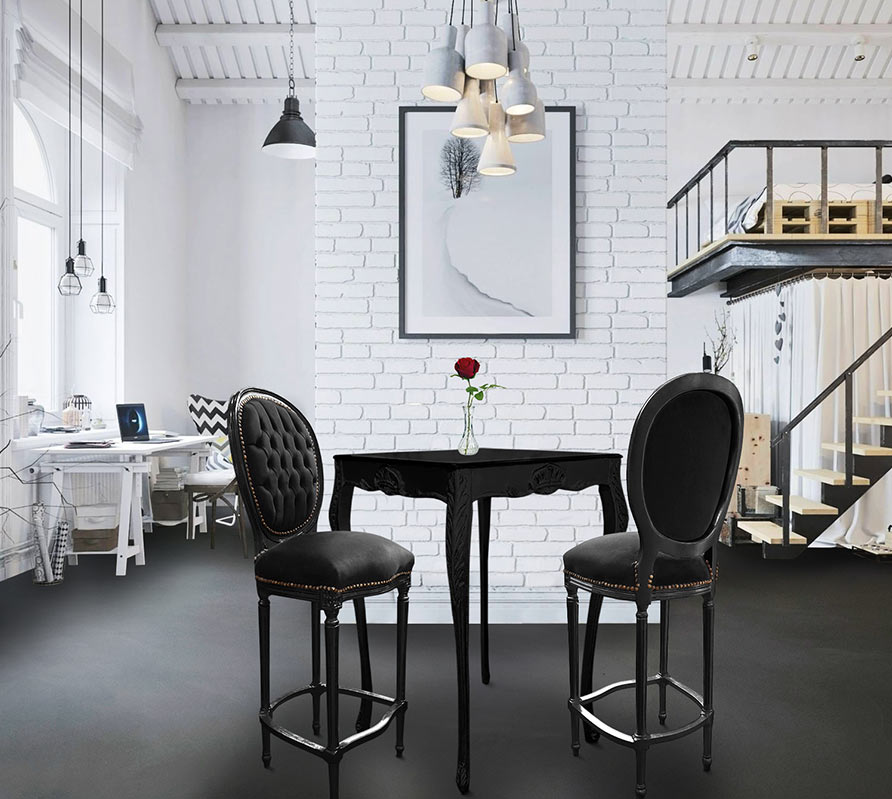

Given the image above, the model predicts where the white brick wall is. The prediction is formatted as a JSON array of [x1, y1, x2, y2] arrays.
[[315, 0, 667, 621]]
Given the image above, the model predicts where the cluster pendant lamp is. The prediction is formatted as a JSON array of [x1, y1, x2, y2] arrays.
[[57, 0, 79, 296], [262, 0, 315, 159], [422, 0, 545, 178]]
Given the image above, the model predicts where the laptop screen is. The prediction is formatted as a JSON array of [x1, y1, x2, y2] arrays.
[[116, 403, 150, 441]]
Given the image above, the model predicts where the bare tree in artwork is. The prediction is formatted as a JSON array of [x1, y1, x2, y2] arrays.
[[440, 137, 480, 199]]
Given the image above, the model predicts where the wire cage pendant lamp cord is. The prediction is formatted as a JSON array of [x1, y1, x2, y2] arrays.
[[72, 0, 93, 278], [91, 0, 114, 315], [262, 0, 316, 159], [58, 0, 80, 296], [423, 0, 546, 178]]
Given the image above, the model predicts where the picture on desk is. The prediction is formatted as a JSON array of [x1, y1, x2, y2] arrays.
[[117, 403, 150, 440]]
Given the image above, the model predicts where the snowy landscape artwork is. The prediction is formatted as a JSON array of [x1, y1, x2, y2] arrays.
[[399, 107, 575, 338]]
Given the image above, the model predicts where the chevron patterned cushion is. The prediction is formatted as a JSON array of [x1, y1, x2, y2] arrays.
[[187, 394, 232, 471]]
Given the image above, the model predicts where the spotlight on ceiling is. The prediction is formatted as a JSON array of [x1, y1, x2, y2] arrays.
[[853, 35, 866, 62], [745, 36, 760, 62]]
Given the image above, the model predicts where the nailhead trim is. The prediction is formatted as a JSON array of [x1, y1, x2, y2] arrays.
[[236, 392, 321, 537], [256, 570, 413, 594], [564, 564, 717, 593]]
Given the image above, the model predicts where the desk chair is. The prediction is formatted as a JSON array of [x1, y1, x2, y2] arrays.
[[563, 373, 743, 798], [228, 388, 413, 799], [185, 394, 248, 557]]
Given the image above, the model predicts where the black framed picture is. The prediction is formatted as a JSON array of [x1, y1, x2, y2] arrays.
[[399, 106, 576, 339]]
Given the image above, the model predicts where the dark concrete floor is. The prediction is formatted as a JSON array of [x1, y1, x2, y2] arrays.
[[1, 526, 889, 799]]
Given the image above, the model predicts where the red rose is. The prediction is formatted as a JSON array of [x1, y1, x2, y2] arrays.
[[454, 358, 480, 380]]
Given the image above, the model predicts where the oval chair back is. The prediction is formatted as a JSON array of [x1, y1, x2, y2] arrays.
[[227, 388, 323, 554], [626, 373, 744, 606]]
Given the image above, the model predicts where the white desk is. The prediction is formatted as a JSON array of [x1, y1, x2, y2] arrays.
[[22, 434, 215, 576]]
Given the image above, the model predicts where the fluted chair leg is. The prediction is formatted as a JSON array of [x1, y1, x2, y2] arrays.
[[395, 584, 409, 757], [581, 593, 603, 743], [311, 601, 321, 735], [702, 596, 715, 772], [659, 600, 670, 725], [258, 596, 271, 768], [566, 586, 581, 757], [325, 605, 341, 799], [635, 608, 649, 799], [209, 497, 218, 549]]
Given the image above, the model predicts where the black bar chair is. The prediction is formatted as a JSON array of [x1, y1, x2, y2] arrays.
[[228, 388, 414, 799], [563, 373, 743, 798]]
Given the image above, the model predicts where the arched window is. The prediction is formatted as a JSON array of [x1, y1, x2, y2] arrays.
[[13, 103, 54, 202]]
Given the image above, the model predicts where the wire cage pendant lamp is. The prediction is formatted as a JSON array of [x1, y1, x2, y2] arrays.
[[58, 0, 80, 296], [90, 0, 114, 314], [422, 0, 545, 178], [72, 0, 93, 278], [262, 0, 316, 159]]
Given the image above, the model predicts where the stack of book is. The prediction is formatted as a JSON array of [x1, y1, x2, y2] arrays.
[[154, 466, 187, 491]]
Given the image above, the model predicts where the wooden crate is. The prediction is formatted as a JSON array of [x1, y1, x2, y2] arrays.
[[868, 202, 892, 234], [728, 413, 771, 515], [72, 527, 118, 552], [752, 200, 871, 235]]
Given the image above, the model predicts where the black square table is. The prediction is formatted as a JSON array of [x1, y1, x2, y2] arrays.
[[329, 448, 629, 794]]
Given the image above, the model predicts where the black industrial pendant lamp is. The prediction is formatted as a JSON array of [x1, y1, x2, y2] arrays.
[[58, 0, 80, 296], [90, 0, 114, 314], [262, 0, 315, 159]]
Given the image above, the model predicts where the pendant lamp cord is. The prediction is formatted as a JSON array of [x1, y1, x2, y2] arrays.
[[100, 0, 104, 281], [67, 0, 71, 256], [448, 0, 455, 26], [494, 0, 499, 27], [461, 0, 465, 26], [509, 0, 516, 51], [288, 0, 295, 97], [78, 0, 83, 245]]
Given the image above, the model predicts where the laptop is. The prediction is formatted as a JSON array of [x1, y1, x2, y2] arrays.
[[116, 403, 179, 444]]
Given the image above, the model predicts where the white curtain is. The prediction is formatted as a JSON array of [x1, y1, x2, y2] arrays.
[[731, 277, 892, 547], [13, 0, 141, 168]]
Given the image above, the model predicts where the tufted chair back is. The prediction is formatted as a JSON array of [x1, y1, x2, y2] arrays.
[[228, 388, 323, 553]]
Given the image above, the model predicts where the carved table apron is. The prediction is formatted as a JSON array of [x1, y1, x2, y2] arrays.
[[329, 449, 628, 794]]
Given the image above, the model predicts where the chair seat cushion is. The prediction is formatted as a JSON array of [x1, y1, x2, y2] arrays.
[[563, 532, 713, 595], [184, 469, 236, 489], [255, 530, 414, 594]]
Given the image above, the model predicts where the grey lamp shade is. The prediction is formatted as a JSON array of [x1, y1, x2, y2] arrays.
[[58, 257, 82, 296], [451, 78, 489, 138], [464, 0, 508, 80], [422, 25, 465, 102], [73, 238, 94, 277], [478, 101, 516, 176], [89, 276, 115, 314], [502, 42, 537, 116], [262, 97, 316, 159], [506, 99, 546, 143]]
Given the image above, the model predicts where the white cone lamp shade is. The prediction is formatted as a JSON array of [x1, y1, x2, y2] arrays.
[[464, 0, 508, 80], [507, 98, 545, 142], [451, 78, 489, 138], [478, 101, 516, 176], [502, 42, 537, 116], [422, 25, 465, 102]]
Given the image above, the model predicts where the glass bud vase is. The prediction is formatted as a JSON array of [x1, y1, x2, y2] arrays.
[[458, 403, 479, 456]]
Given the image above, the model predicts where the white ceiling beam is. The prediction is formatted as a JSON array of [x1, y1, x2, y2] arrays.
[[156, 23, 315, 48], [175, 78, 315, 103], [669, 78, 892, 102], [668, 23, 892, 47]]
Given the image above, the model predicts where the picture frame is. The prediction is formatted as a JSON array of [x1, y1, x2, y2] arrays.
[[398, 106, 576, 339]]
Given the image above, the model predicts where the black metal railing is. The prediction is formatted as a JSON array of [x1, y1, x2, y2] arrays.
[[667, 140, 892, 268], [770, 322, 892, 546]]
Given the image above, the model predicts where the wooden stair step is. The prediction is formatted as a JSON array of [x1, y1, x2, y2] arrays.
[[764, 495, 837, 515], [736, 520, 807, 546], [794, 468, 869, 486], [853, 416, 892, 426], [821, 442, 892, 456]]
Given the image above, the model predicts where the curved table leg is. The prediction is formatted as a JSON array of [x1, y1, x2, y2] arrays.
[[445, 471, 474, 794], [599, 459, 629, 534]]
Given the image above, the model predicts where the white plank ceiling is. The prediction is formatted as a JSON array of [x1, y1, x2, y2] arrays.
[[148, 0, 315, 104], [668, 0, 892, 102]]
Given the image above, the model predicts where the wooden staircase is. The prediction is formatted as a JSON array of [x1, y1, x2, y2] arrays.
[[740, 323, 892, 558]]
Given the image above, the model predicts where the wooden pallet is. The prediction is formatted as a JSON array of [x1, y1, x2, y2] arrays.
[[752, 200, 872, 235], [868, 202, 892, 234]]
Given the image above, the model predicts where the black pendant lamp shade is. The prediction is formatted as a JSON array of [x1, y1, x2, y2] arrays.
[[58, 256, 82, 296], [262, 96, 316, 159], [262, 0, 315, 159]]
